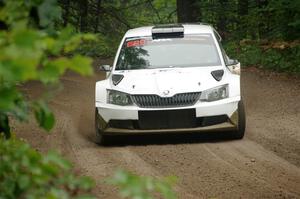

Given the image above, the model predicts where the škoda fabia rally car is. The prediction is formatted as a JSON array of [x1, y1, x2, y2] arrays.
[[95, 24, 245, 144]]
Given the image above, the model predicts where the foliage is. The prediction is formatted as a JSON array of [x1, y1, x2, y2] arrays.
[[0, 136, 178, 199], [0, 136, 95, 199], [60, 0, 177, 33], [108, 170, 177, 199], [59, 0, 177, 57], [75, 33, 117, 58], [57, 0, 300, 73], [224, 40, 300, 73], [0, 2, 178, 199], [198, 0, 300, 41], [0, 1, 97, 198], [0, 0, 95, 137], [59, 0, 299, 41]]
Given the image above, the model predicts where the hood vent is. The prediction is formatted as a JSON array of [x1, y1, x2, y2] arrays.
[[112, 74, 124, 86], [211, 70, 224, 81]]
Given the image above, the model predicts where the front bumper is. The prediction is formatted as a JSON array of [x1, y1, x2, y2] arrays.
[[95, 96, 240, 135]]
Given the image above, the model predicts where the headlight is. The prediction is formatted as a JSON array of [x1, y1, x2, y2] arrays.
[[200, 84, 228, 102], [107, 90, 133, 106]]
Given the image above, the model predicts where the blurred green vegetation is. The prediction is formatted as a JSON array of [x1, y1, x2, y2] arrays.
[[0, 136, 95, 199], [0, 0, 95, 138], [108, 170, 177, 199], [0, 0, 96, 197], [0, 136, 177, 199], [0, 1, 177, 198]]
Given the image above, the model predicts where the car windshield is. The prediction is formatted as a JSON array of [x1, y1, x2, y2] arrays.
[[115, 34, 221, 70]]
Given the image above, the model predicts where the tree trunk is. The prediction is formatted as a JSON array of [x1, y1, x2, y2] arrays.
[[94, 0, 102, 33], [62, 0, 70, 26], [177, 0, 201, 23], [217, 0, 228, 38], [257, 0, 269, 39], [237, 0, 248, 39], [238, 0, 248, 16], [79, 0, 88, 32]]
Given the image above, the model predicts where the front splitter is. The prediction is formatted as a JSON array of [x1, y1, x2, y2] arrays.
[[101, 122, 237, 135]]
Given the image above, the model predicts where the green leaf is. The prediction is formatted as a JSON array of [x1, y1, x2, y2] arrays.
[[64, 34, 83, 53], [18, 175, 30, 190], [0, 86, 20, 111], [59, 25, 75, 40], [33, 101, 55, 131], [77, 176, 95, 190], [39, 64, 61, 84], [1, 58, 39, 82], [11, 97, 28, 122], [12, 28, 40, 48], [64, 33, 97, 53], [39, 58, 69, 84], [69, 55, 93, 76], [108, 170, 177, 199], [81, 33, 97, 41], [44, 151, 71, 170]]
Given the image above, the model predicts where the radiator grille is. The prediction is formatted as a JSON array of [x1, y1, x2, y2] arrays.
[[131, 92, 201, 108]]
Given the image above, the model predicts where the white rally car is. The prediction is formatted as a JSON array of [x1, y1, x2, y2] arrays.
[[95, 24, 245, 144]]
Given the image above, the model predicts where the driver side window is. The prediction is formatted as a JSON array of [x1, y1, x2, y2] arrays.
[[220, 46, 230, 65]]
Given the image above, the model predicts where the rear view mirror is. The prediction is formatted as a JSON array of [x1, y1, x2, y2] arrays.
[[227, 59, 239, 66], [226, 59, 240, 75], [99, 65, 111, 72]]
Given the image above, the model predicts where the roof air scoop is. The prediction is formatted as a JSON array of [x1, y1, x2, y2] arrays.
[[112, 74, 124, 86], [152, 24, 184, 39], [211, 70, 224, 81]]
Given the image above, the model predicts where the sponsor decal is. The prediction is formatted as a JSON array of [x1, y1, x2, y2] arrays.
[[126, 39, 146, 47]]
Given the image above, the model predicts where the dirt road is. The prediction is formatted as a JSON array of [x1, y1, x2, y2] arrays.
[[15, 65, 300, 198]]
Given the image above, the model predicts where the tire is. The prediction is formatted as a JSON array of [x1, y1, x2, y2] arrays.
[[95, 108, 107, 145], [232, 99, 246, 139]]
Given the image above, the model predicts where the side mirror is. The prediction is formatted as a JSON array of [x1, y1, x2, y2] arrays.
[[227, 59, 239, 65], [99, 65, 111, 72], [226, 59, 240, 75]]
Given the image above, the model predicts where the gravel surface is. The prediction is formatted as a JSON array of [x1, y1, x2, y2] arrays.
[[15, 65, 300, 199]]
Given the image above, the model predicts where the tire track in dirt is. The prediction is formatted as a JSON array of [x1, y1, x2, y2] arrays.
[[15, 67, 300, 198], [128, 139, 300, 198], [53, 101, 198, 198]]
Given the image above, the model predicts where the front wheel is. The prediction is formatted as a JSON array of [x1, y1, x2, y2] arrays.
[[95, 108, 107, 145], [232, 100, 246, 139]]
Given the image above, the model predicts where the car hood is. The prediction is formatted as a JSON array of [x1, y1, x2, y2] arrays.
[[111, 66, 225, 97]]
